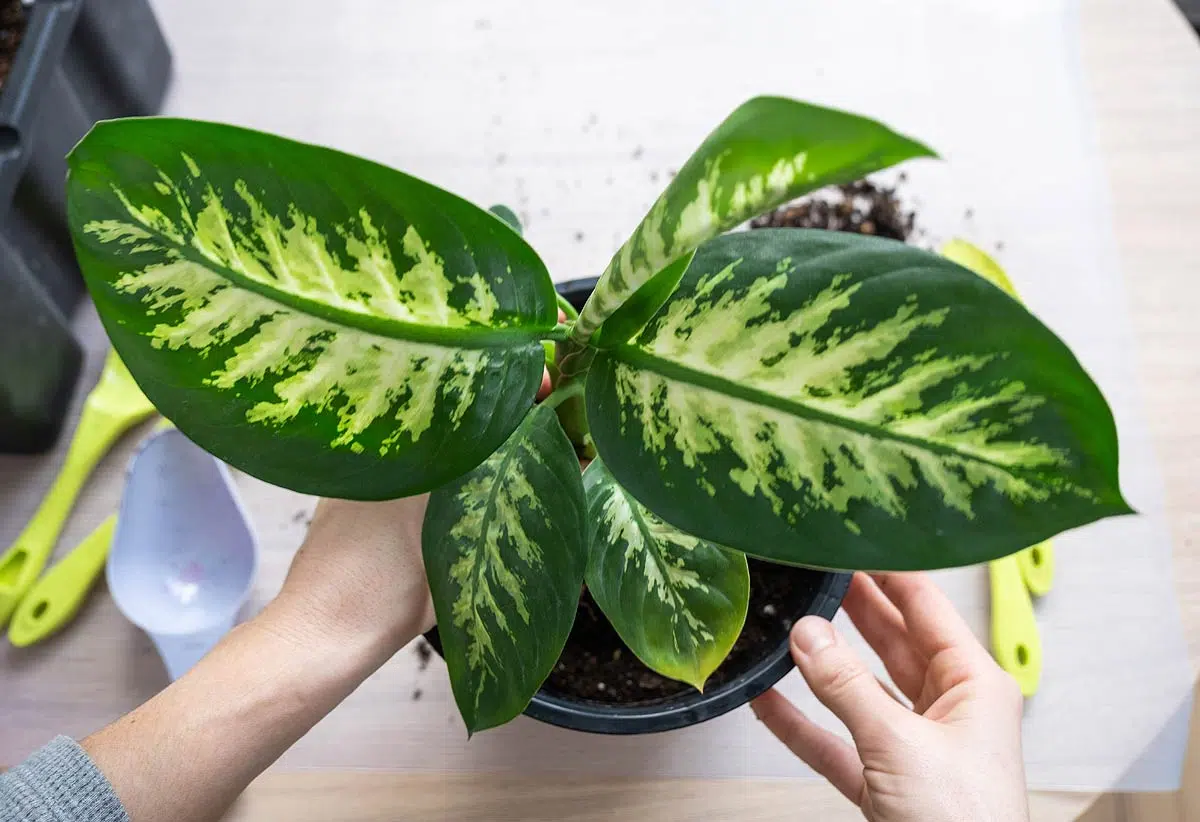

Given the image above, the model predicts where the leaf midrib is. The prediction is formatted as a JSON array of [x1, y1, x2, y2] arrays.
[[464, 409, 538, 635], [610, 346, 1054, 482], [610, 480, 738, 636], [127, 222, 552, 350], [617, 484, 696, 619]]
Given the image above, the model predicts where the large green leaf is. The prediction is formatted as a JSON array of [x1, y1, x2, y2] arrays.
[[573, 97, 935, 343], [67, 118, 557, 499], [587, 229, 1130, 571], [583, 459, 748, 690], [423, 404, 586, 734]]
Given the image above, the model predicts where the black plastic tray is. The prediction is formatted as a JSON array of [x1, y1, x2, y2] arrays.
[[0, 0, 171, 454], [1, 0, 172, 313]]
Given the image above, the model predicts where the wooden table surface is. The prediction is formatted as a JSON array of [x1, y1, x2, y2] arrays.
[[210, 0, 1200, 819]]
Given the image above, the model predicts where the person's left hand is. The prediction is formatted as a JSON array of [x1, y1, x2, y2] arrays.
[[275, 495, 436, 656]]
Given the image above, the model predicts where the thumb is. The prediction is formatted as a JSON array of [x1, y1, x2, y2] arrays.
[[790, 616, 907, 742]]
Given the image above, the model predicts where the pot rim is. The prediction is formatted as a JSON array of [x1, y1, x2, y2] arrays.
[[524, 569, 851, 735]]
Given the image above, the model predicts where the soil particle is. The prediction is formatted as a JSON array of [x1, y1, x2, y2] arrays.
[[415, 639, 433, 671], [0, 0, 27, 88]]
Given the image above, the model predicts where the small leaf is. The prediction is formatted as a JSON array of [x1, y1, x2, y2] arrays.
[[488, 204, 523, 235], [574, 96, 935, 341], [592, 251, 695, 348], [587, 229, 1130, 571], [940, 238, 1017, 295], [423, 404, 586, 734], [68, 118, 557, 499], [584, 459, 748, 690]]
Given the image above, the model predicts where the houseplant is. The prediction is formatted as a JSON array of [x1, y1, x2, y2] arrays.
[[65, 96, 1128, 735]]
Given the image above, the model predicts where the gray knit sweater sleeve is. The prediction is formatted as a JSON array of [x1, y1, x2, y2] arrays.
[[1, 736, 128, 822]]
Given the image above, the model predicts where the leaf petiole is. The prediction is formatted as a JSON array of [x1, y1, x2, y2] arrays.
[[543, 323, 573, 342], [541, 379, 584, 411], [555, 293, 580, 322]]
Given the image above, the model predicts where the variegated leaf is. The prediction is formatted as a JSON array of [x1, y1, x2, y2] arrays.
[[67, 118, 557, 499], [940, 238, 1056, 581], [573, 96, 935, 343], [583, 459, 748, 690], [587, 229, 1130, 571], [423, 404, 586, 734], [940, 237, 1018, 296]]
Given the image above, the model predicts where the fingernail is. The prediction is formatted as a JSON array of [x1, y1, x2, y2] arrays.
[[791, 616, 835, 659]]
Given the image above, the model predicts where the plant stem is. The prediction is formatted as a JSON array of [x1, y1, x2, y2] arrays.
[[543, 324, 572, 342], [556, 338, 595, 382], [550, 334, 596, 459], [556, 385, 594, 460], [541, 380, 583, 410], [555, 293, 580, 322]]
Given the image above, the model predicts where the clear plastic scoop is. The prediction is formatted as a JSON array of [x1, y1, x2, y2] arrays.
[[107, 428, 257, 680]]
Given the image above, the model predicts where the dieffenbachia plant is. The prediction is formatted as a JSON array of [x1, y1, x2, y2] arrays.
[[66, 97, 1130, 734]]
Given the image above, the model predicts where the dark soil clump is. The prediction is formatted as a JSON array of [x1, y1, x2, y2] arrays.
[[0, 0, 27, 88], [414, 639, 433, 671], [541, 560, 829, 705], [751, 177, 916, 241]]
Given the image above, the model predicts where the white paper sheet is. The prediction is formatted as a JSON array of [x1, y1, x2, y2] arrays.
[[1, 0, 1190, 791]]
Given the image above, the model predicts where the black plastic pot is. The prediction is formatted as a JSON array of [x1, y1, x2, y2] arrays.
[[427, 277, 852, 735], [0, 0, 171, 453]]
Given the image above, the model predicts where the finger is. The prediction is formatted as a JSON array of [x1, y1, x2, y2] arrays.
[[751, 689, 865, 804], [558, 308, 567, 322], [872, 572, 992, 665], [789, 616, 909, 741], [875, 676, 910, 709], [842, 573, 925, 702], [536, 369, 553, 400]]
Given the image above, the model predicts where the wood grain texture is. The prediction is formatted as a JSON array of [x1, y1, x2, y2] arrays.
[[1072, 0, 1200, 818], [1081, 0, 1200, 674]]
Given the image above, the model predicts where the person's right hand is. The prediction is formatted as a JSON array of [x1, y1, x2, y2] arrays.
[[752, 571, 1029, 822]]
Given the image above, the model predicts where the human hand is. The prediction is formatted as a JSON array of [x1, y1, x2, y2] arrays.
[[752, 572, 1028, 822], [274, 495, 437, 657]]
